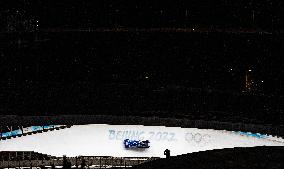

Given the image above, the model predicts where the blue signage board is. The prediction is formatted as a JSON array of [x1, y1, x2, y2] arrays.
[[0, 125, 65, 139]]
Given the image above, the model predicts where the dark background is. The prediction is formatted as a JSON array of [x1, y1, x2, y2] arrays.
[[0, 0, 283, 125], [1, 0, 284, 30]]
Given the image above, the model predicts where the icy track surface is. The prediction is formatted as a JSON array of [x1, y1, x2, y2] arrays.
[[0, 124, 284, 158]]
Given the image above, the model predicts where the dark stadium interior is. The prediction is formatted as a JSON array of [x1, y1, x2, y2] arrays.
[[1, 31, 283, 126], [1, 0, 284, 31], [1, 1, 283, 119], [0, 1, 284, 168], [132, 146, 284, 169]]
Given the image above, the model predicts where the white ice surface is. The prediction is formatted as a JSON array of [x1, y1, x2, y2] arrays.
[[0, 124, 283, 158]]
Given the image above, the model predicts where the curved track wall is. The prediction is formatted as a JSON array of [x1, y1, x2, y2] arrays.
[[1, 124, 284, 158], [1, 115, 283, 137]]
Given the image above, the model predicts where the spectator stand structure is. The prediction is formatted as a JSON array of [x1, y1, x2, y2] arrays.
[[0, 152, 159, 169]]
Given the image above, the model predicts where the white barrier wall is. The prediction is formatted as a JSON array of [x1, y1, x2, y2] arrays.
[[0, 124, 284, 158]]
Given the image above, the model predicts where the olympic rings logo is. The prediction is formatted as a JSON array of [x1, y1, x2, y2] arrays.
[[184, 132, 211, 146]]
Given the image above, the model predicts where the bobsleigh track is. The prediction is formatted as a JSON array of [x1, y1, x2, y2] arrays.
[[1, 124, 284, 158]]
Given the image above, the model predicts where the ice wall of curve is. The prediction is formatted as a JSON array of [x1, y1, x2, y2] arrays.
[[0, 124, 283, 158]]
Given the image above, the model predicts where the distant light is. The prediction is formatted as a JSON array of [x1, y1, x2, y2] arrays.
[[192, 28, 195, 31], [261, 80, 264, 83], [248, 69, 252, 72], [145, 76, 149, 79], [36, 24, 39, 27], [230, 68, 233, 71], [36, 20, 39, 23]]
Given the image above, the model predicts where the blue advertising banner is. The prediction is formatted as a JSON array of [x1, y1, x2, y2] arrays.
[[2, 132, 12, 137], [0, 125, 66, 139], [11, 129, 22, 136], [1, 129, 22, 138], [233, 131, 268, 139], [43, 125, 63, 129], [31, 126, 43, 131]]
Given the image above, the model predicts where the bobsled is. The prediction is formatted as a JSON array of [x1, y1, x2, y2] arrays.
[[124, 139, 150, 148]]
